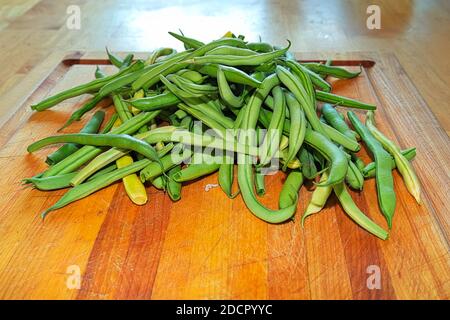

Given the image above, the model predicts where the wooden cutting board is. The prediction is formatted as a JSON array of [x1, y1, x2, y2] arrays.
[[0, 51, 448, 300]]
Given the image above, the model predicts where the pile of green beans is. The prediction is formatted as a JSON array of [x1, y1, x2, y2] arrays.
[[24, 31, 421, 240]]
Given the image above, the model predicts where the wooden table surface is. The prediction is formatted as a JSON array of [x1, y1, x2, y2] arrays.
[[0, 1, 449, 300], [0, 0, 449, 134]]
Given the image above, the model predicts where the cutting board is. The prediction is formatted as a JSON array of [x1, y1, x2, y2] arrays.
[[0, 51, 448, 300]]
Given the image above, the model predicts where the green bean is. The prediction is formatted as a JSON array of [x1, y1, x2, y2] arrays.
[[276, 65, 328, 137], [316, 90, 376, 110], [363, 147, 416, 178], [279, 170, 303, 209], [88, 163, 118, 180], [40, 111, 160, 177], [168, 31, 204, 49], [177, 103, 230, 135], [333, 182, 388, 240], [106, 47, 124, 68], [237, 74, 297, 224], [41, 159, 149, 218], [101, 113, 119, 133], [283, 59, 332, 92], [187, 41, 290, 66], [241, 74, 280, 130], [258, 87, 286, 166], [151, 175, 167, 190], [28, 133, 162, 170], [346, 159, 364, 190], [237, 161, 298, 223], [283, 92, 305, 169], [42, 147, 181, 219], [131, 50, 193, 91], [351, 153, 366, 172], [71, 138, 173, 186], [318, 59, 332, 79], [70, 147, 129, 185], [174, 109, 188, 120], [321, 104, 358, 140], [246, 42, 273, 53], [145, 47, 176, 65], [217, 66, 243, 108], [255, 169, 266, 196], [260, 107, 359, 152], [97, 61, 156, 97], [303, 128, 348, 186], [140, 126, 259, 157], [302, 63, 362, 79], [139, 148, 192, 183], [312, 148, 326, 170], [301, 171, 332, 224], [177, 69, 205, 84], [161, 76, 235, 131], [366, 111, 421, 203], [348, 111, 395, 228], [24, 162, 117, 191], [167, 74, 218, 96], [98, 59, 148, 92], [59, 94, 105, 131], [121, 54, 134, 69], [282, 154, 301, 170], [254, 61, 276, 73], [130, 92, 181, 111], [31, 60, 144, 111], [95, 66, 104, 79], [143, 38, 245, 89], [138, 38, 247, 90], [167, 166, 182, 201], [298, 147, 317, 180], [172, 163, 220, 182], [112, 94, 132, 122], [23, 172, 78, 191], [218, 155, 239, 198], [320, 122, 360, 152], [180, 116, 193, 130], [206, 45, 257, 56], [196, 64, 262, 88], [46, 110, 105, 165]]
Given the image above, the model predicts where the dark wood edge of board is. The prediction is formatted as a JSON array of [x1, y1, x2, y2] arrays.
[[60, 51, 376, 67]]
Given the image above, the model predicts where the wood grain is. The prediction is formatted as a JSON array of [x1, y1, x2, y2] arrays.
[[0, 0, 449, 134], [0, 51, 448, 300]]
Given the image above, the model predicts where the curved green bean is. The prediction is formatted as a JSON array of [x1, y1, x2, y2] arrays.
[[276, 65, 328, 137], [279, 170, 303, 209], [46, 110, 105, 165], [167, 165, 182, 201], [187, 41, 290, 66], [316, 90, 376, 110], [206, 45, 257, 56], [302, 171, 332, 224], [283, 91, 306, 169], [321, 103, 358, 140], [363, 147, 416, 178], [366, 111, 421, 203], [333, 182, 389, 240], [172, 163, 220, 182], [196, 64, 262, 87], [303, 128, 348, 186], [217, 66, 244, 108], [168, 31, 205, 49], [302, 63, 362, 79], [31, 61, 144, 111], [28, 132, 163, 175], [348, 111, 395, 228]]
